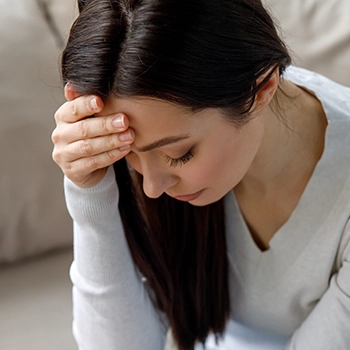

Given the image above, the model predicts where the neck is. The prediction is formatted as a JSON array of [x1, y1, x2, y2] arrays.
[[236, 79, 327, 196]]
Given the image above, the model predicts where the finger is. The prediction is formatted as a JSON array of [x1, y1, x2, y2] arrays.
[[60, 115, 131, 143], [55, 95, 104, 123], [62, 131, 134, 162], [66, 146, 131, 179]]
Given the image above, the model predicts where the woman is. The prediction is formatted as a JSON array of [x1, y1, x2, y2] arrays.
[[52, 0, 350, 349]]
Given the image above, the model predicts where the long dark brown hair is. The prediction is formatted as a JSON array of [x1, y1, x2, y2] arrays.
[[62, 1, 291, 348]]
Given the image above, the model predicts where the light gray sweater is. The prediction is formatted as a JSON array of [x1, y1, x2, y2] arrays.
[[64, 67, 350, 350]]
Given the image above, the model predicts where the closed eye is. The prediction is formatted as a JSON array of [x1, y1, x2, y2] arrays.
[[164, 148, 195, 167]]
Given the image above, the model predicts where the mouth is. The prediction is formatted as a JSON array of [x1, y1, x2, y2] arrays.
[[171, 189, 204, 202]]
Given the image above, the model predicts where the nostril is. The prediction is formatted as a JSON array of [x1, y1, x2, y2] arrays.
[[142, 173, 179, 199]]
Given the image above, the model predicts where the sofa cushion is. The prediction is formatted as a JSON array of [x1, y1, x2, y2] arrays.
[[0, 0, 77, 262], [263, 0, 350, 87]]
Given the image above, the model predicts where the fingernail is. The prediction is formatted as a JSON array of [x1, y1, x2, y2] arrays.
[[90, 98, 98, 111], [119, 131, 132, 141], [112, 115, 125, 128]]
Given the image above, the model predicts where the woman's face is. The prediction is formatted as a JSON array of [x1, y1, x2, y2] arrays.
[[107, 97, 265, 206]]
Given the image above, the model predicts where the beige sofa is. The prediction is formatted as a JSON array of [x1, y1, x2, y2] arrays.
[[0, 1, 349, 349], [0, 1, 77, 349]]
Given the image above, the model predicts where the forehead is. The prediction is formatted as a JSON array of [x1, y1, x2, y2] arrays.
[[108, 97, 193, 124], [99, 97, 232, 151], [104, 97, 209, 138]]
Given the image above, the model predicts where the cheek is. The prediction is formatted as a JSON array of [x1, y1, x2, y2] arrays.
[[183, 149, 233, 187], [189, 137, 257, 188]]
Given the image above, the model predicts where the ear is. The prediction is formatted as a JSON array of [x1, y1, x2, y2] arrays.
[[64, 82, 82, 101], [253, 67, 280, 112]]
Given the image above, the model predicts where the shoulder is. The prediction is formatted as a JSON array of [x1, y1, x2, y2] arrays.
[[283, 65, 350, 124], [283, 68, 350, 233], [283, 66, 350, 169]]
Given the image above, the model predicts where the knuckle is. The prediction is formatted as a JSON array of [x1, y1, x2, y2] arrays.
[[106, 150, 116, 161], [51, 128, 63, 145], [100, 117, 109, 134], [52, 150, 67, 173], [71, 100, 78, 116], [86, 156, 98, 171], [51, 149, 59, 163], [55, 101, 71, 123], [51, 129, 59, 144], [52, 148, 64, 165], [85, 98, 93, 114], [64, 163, 75, 179], [77, 120, 89, 138], [79, 140, 93, 156], [107, 134, 116, 148]]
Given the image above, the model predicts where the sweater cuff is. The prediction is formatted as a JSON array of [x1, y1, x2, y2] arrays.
[[64, 166, 119, 224]]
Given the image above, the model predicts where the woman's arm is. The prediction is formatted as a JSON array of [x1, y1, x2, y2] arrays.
[[65, 165, 167, 350], [52, 88, 167, 349], [286, 222, 350, 349]]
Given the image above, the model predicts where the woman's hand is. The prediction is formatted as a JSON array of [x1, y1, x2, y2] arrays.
[[52, 84, 134, 188]]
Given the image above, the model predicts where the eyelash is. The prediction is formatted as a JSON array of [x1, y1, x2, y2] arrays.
[[164, 148, 194, 167]]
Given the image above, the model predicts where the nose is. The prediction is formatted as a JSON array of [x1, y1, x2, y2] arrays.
[[142, 163, 178, 199]]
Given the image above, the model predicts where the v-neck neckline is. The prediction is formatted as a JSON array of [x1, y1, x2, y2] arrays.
[[224, 66, 350, 291]]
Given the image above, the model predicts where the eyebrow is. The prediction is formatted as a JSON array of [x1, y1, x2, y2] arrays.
[[136, 135, 191, 152]]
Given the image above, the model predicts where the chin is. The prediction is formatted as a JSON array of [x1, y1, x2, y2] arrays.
[[187, 192, 225, 207]]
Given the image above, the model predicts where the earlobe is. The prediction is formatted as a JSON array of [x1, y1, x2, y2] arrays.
[[254, 68, 280, 112]]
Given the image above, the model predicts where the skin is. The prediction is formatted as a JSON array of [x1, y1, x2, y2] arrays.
[[52, 70, 327, 249], [52, 71, 277, 192], [99, 97, 265, 206], [52, 84, 134, 188]]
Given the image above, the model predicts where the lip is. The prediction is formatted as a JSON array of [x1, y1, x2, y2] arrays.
[[172, 189, 204, 202]]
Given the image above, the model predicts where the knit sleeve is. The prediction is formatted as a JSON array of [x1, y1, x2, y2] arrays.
[[286, 220, 350, 349], [64, 165, 167, 350]]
